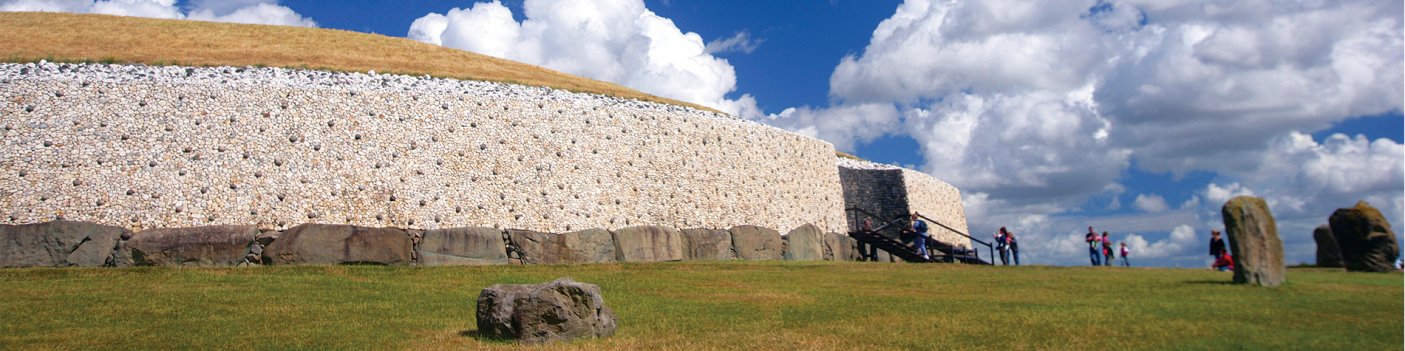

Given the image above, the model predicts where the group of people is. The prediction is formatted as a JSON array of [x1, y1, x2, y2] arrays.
[[993, 227, 1020, 265], [1085, 226, 1131, 267]]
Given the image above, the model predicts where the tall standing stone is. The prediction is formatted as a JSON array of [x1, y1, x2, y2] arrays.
[[1312, 225, 1343, 268], [1221, 196, 1285, 287], [1329, 201, 1401, 272]]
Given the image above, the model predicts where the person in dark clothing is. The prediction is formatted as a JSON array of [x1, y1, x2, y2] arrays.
[[994, 227, 1009, 265], [1086, 226, 1101, 266], [1209, 230, 1229, 270]]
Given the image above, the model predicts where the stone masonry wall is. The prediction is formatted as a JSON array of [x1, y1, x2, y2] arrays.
[[836, 166, 908, 239], [900, 169, 971, 249], [837, 159, 971, 249], [0, 63, 847, 234]]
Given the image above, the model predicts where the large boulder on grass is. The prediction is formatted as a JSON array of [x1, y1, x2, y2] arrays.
[[508, 229, 616, 264], [262, 224, 412, 265], [128, 225, 258, 266], [681, 228, 734, 260], [729, 225, 782, 260], [611, 226, 684, 262], [418, 227, 509, 266], [1221, 196, 1286, 287], [476, 277, 617, 343], [782, 224, 825, 261], [1313, 225, 1343, 268], [1329, 201, 1401, 272], [0, 220, 129, 267]]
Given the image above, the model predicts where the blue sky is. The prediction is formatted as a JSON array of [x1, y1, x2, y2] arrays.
[[5, 0, 1401, 267]]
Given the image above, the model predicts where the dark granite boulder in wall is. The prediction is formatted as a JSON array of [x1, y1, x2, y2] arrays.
[[728, 225, 782, 260], [418, 227, 509, 266], [612, 226, 684, 262], [508, 228, 616, 265], [0, 220, 128, 267], [681, 228, 734, 260], [127, 225, 259, 266], [1221, 196, 1286, 287], [262, 224, 412, 265]]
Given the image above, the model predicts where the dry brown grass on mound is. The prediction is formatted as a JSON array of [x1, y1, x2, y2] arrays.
[[0, 12, 717, 113]]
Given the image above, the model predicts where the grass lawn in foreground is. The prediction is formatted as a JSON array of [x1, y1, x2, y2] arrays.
[[0, 262, 1399, 350]]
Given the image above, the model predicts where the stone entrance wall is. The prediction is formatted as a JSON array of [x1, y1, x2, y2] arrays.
[[0, 63, 847, 234], [837, 159, 971, 249]]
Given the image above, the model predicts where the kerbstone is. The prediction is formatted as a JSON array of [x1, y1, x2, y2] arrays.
[[0, 220, 128, 267], [729, 225, 782, 260], [681, 228, 734, 260], [128, 225, 258, 266], [612, 226, 684, 262], [1221, 196, 1286, 287], [1329, 201, 1401, 272], [782, 224, 824, 261], [262, 224, 412, 265], [509, 229, 616, 264], [823, 232, 857, 261], [419, 227, 509, 266]]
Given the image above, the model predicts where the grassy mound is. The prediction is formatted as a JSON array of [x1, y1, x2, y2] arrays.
[[0, 12, 713, 112], [0, 262, 1398, 350]]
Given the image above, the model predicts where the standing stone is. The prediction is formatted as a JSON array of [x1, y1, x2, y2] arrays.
[[509, 229, 616, 264], [1329, 201, 1401, 272], [476, 278, 617, 343], [782, 224, 825, 261], [1313, 225, 1343, 268], [612, 226, 684, 262], [1221, 196, 1286, 287], [262, 224, 412, 265], [680, 228, 734, 260], [127, 225, 259, 266], [419, 227, 509, 266], [728, 225, 782, 260], [0, 220, 128, 267]]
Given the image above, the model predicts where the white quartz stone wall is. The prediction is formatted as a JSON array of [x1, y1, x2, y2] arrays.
[[0, 63, 847, 233], [900, 169, 971, 249]]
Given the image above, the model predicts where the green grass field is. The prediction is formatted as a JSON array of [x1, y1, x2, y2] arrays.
[[0, 262, 1399, 350]]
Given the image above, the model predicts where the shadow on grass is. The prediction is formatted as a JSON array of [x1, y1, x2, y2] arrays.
[[459, 329, 515, 344]]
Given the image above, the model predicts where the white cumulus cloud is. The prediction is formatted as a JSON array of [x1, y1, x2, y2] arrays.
[[759, 0, 1401, 266], [1133, 194, 1169, 213], [407, 0, 754, 115], [0, 0, 316, 27]]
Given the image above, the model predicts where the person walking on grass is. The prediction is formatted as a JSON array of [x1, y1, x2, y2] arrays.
[[910, 212, 930, 260], [1007, 229, 1020, 266], [1119, 242, 1130, 267], [1209, 230, 1229, 271], [1102, 232, 1114, 266], [994, 227, 1009, 265], [1086, 226, 1101, 266]]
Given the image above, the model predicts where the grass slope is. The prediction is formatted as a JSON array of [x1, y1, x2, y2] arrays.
[[0, 12, 714, 112], [0, 262, 1399, 350]]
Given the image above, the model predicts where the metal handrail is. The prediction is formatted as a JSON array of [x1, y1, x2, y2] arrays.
[[912, 212, 992, 265], [844, 207, 992, 264]]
